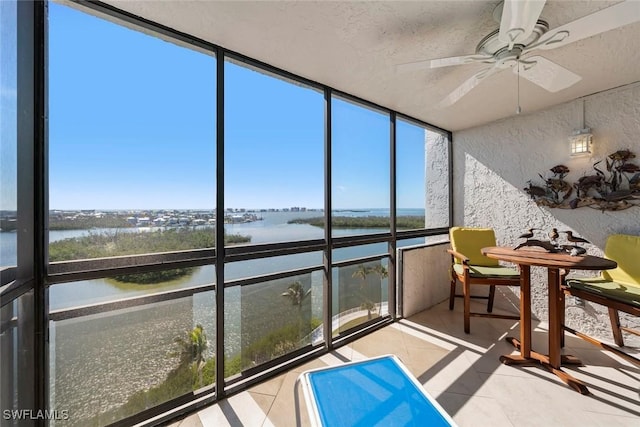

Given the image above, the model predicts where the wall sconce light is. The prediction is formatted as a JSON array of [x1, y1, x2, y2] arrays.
[[569, 128, 592, 156], [570, 98, 592, 156]]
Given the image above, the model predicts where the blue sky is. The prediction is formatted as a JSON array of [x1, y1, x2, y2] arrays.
[[1, 0, 18, 212], [3, 2, 430, 211]]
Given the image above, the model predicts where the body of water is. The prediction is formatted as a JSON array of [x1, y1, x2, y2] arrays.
[[2, 209, 426, 425], [3, 209, 427, 311]]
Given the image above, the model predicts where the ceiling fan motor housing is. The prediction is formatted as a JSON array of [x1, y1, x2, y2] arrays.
[[476, 20, 549, 64]]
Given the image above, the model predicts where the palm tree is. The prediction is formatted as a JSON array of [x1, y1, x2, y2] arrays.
[[352, 264, 372, 289], [360, 299, 376, 320], [373, 264, 388, 314], [174, 324, 208, 388], [371, 264, 388, 280], [281, 281, 312, 344], [281, 280, 311, 306]]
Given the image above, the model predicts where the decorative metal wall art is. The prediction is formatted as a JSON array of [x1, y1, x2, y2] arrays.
[[525, 149, 640, 211]]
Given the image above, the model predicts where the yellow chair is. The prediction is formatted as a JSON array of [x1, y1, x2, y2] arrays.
[[448, 227, 521, 333], [563, 234, 640, 361]]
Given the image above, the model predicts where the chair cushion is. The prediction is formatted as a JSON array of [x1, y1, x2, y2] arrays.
[[453, 263, 519, 278], [566, 277, 640, 308], [602, 234, 640, 286], [449, 227, 499, 267]]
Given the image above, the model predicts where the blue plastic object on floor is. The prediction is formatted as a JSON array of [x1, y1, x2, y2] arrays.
[[298, 355, 456, 427]]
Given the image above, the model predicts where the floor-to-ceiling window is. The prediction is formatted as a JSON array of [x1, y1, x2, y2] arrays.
[[0, 1, 21, 422], [331, 96, 390, 238], [396, 116, 451, 248], [0, 0, 17, 270], [0, 1, 451, 425], [330, 96, 391, 332], [1, 0, 42, 424], [47, 3, 217, 425], [223, 58, 325, 376]]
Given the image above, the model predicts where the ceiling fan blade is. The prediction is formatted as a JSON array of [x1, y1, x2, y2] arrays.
[[515, 56, 581, 92], [430, 54, 496, 69], [530, 0, 640, 52], [396, 54, 494, 72], [499, 0, 546, 48], [439, 65, 504, 107]]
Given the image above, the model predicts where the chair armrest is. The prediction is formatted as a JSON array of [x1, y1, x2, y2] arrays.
[[447, 249, 470, 265]]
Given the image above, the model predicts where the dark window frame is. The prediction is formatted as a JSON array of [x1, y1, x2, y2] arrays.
[[7, 1, 455, 425]]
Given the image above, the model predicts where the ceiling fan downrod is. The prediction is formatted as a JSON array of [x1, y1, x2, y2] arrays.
[[516, 61, 521, 115]]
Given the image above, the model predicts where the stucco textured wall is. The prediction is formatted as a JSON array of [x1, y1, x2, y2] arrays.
[[425, 131, 450, 228], [452, 82, 640, 345]]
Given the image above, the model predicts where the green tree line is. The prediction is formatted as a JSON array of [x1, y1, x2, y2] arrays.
[[49, 216, 133, 230], [49, 228, 250, 284], [288, 215, 426, 229], [49, 228, 248, 261]]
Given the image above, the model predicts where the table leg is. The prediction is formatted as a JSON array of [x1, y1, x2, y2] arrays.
[[501, 265, 534, 364], [519, 265, 531, 358], [545, 268, 589, 395], [501, 265, 589, 394], [548, 268, 562, 369], [546, 269, 583, 367]]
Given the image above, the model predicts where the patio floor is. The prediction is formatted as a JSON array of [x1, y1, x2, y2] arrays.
[[167, 299, 640, 426]]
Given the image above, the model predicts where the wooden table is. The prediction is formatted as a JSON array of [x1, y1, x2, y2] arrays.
[[481, 246, 617, 394]]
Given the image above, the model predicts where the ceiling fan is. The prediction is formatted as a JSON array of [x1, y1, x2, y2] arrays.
[[398, 0, 640, 108]]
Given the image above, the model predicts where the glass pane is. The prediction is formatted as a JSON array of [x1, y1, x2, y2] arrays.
[[224, 59, 324, 245], [223, 209, 325, 246], [0, 0, 17, 268], [396, 119, 426, 230], [332, 243, 387, 263], [332, 97, 390, 236], [48, 3, 216, 260], [397, 237, 429, 249], [49, 265, 215, 311], [224, 271, 323, 376], [49, 285, 215, 426], [1, 291, 34, 426], [225, 252, 322, 281], [332, 258, 389, 335], [48, 227, 221, 264]]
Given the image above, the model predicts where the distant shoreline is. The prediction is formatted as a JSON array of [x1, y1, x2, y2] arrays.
[[288, 215, 426, 229]]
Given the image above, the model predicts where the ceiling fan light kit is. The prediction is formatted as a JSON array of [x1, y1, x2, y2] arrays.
[[397, 0, 640, 108]]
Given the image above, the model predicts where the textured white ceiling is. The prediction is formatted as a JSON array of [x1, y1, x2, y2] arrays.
[[101, 1, 640, 131]]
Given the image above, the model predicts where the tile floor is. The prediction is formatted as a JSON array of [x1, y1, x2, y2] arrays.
[[167, 300, 640, 426]]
